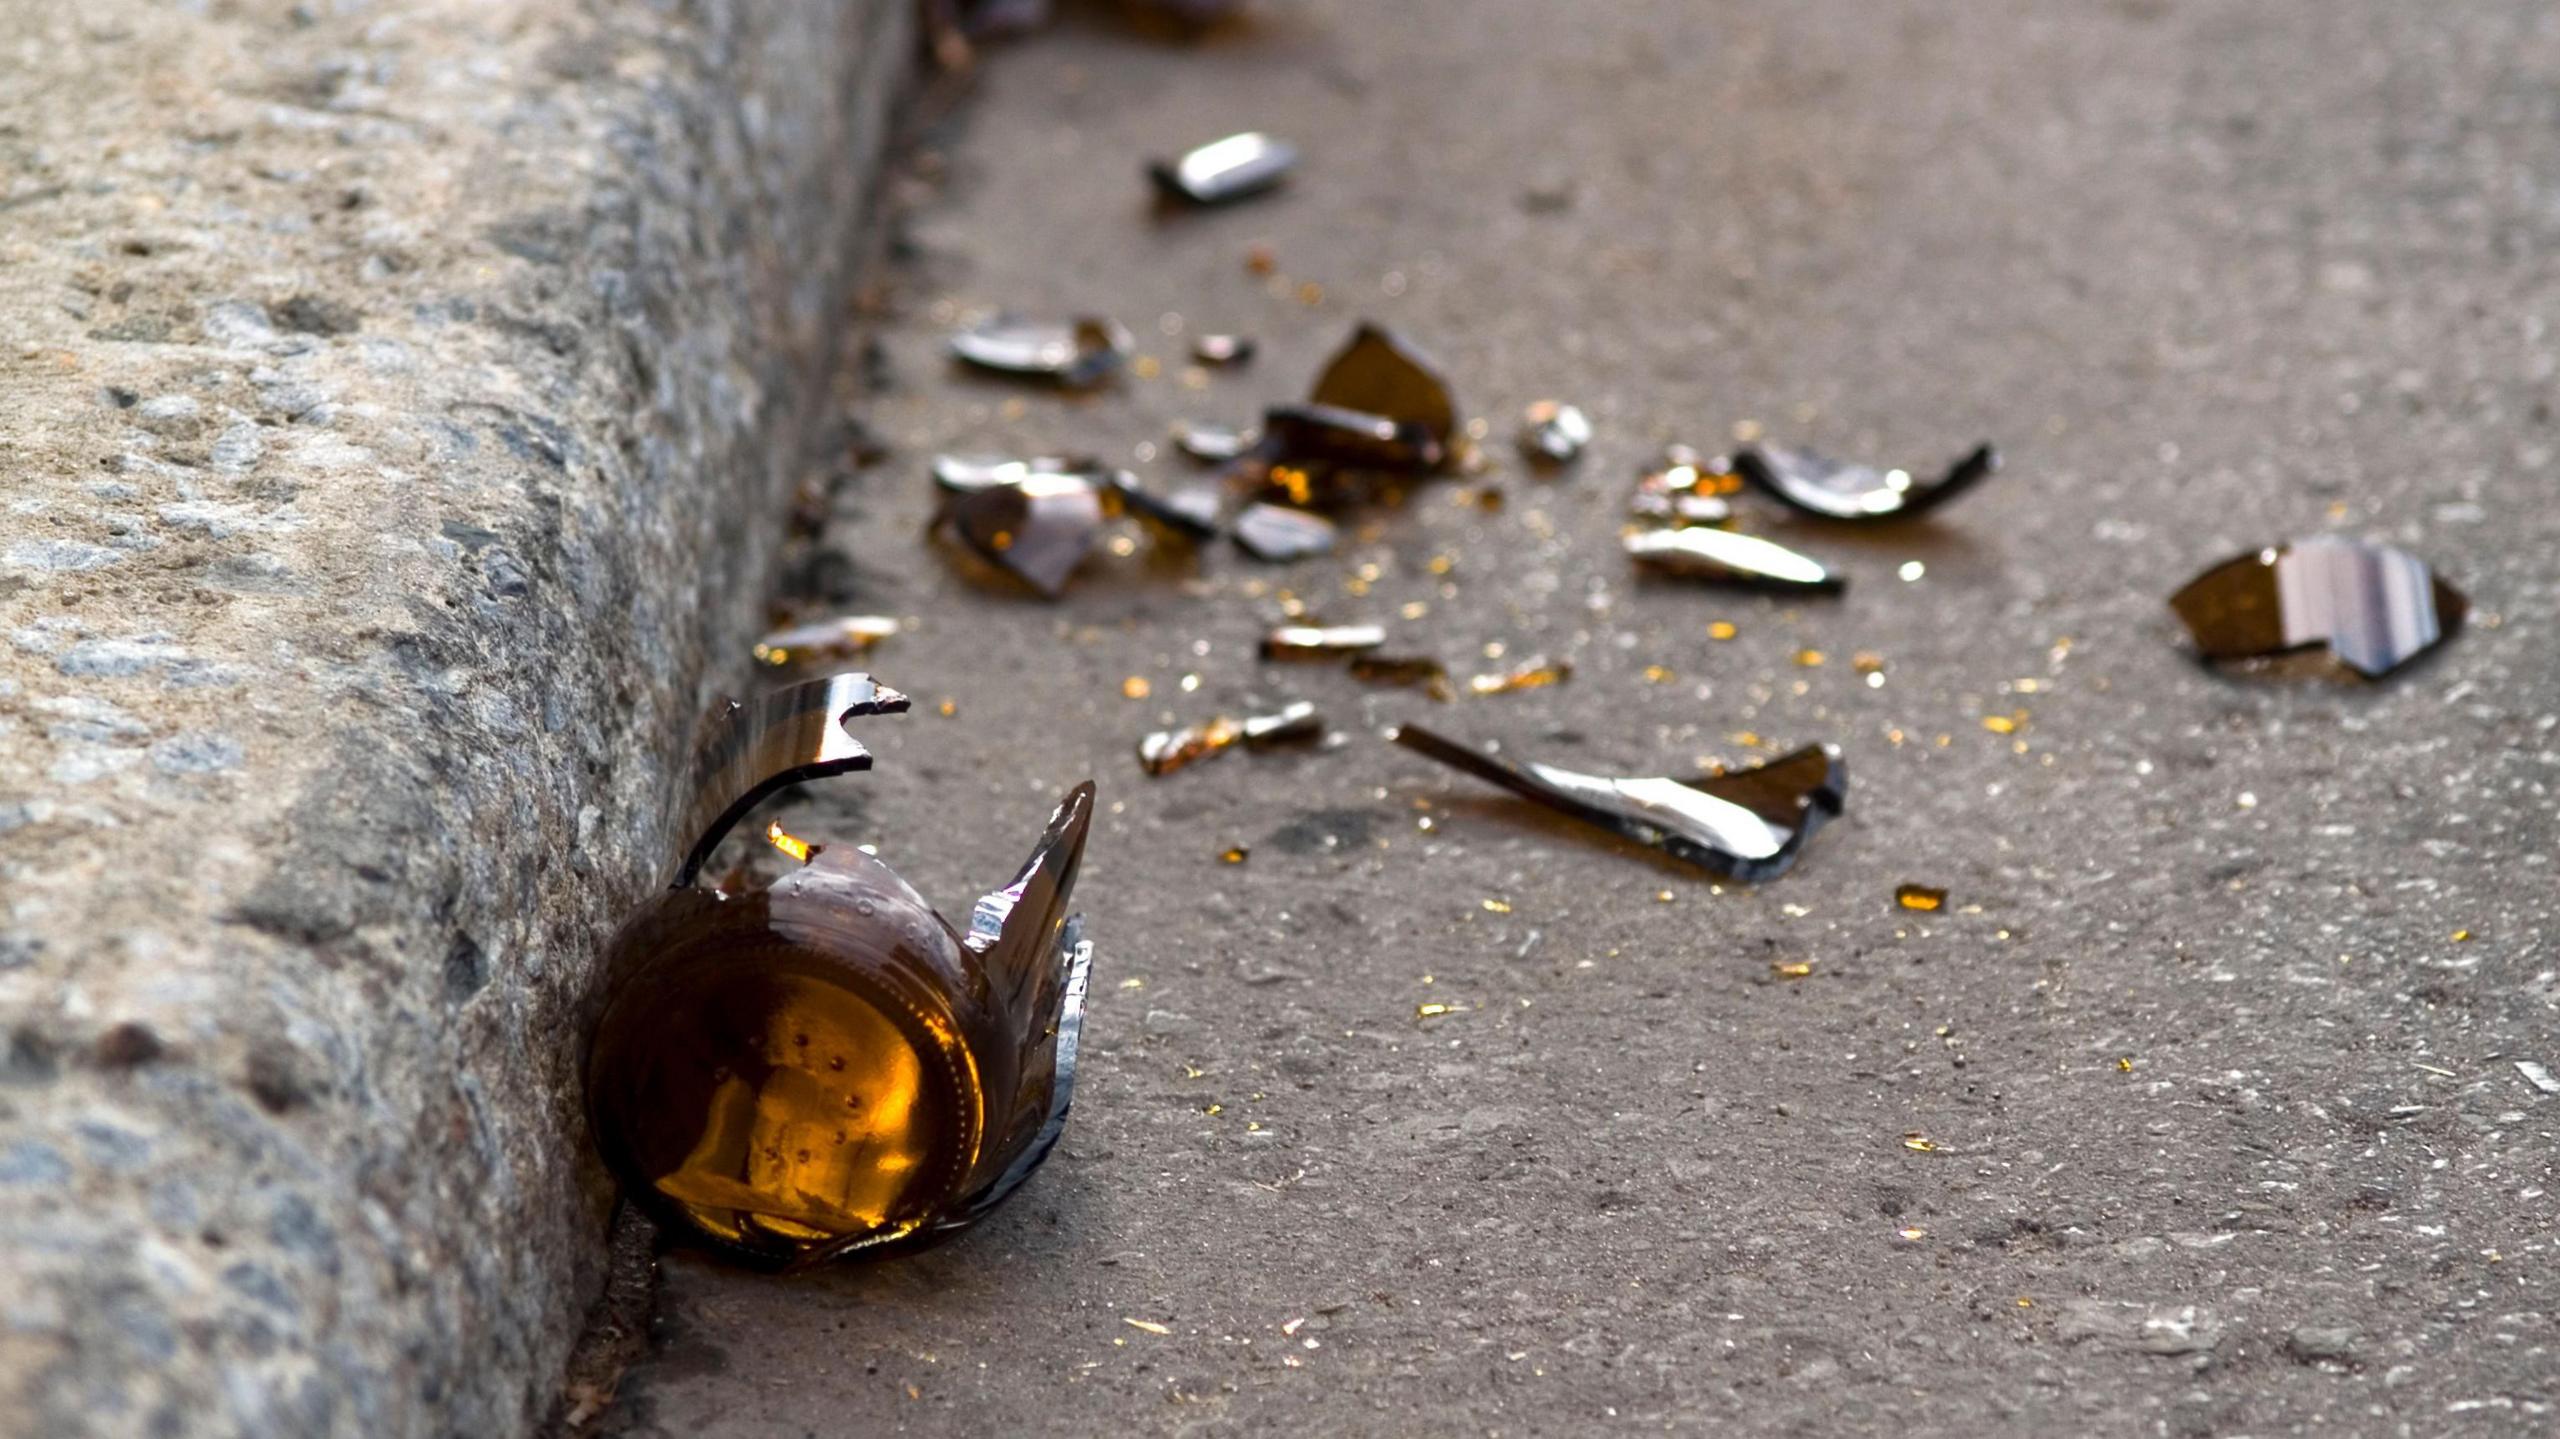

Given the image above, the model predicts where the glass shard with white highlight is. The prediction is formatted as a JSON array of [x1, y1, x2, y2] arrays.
[[1150, 132, 1299, 206], [1392, 725, 1846, 882], [1734, 442, 1998, 521], [949, 316, 1132, 388], [1517, 402, 1592, 467], [1231, 503, 1338, 562], [2169, 537, 2465, 679], [933, 466, 1108, 598], [1624, 526, 1843, 593]]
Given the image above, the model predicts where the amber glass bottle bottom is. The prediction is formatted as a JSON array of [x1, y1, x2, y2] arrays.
[[588, 946, 979, 1261]]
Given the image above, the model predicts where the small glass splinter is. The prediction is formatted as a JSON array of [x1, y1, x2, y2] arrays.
[[1517, 402, 1592, 467], [1390, 725, 1846, 881], [1625, 526, 1844, 594], [1349, 654, 1455, 702], [1262, 623, 1388, 659], [1630, 449, 1740, 527], [1139, 701, 1322, 776], [1734, 443, 1999, 522], [755, 615, 900, 667], [586, 674, 1097, 1269], [1231, 503, 1338, 562], [2168, 537, 2466, 679], [1467, 656, 1572, 696], [1150, 133, 1299, 207], [950, 315, 1132, 388]]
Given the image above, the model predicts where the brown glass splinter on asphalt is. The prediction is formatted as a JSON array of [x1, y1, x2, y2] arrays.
[[1630, 447, 1741, 527], [949, 315, 1131, 388], [1191, 334, 1255, 366], [585, 674, 1096, 1270], [1624, 526, 1844, 594], [1138, 701, 1322, 776], [2168, 537, 2466, 679], [1310, 323, 1458, 450], [1467, 656, 1572, 696], [1896, 884, 1947, 912], [1391, 725, 1846, 881], [1231, 502, 1338, 562], [1517, 402, 1591, 467], [1262, 623, 1387, 659], [1733, 442, 1999, 522], [932, 464, 1107, 598], [1349, 654, 1455, 702], [754, 616, 899, 667]]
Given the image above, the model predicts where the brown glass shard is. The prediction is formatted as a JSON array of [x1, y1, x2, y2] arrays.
[[2168, 537, 2466, 679], [1262, 623, 1387, 659], [1349, 654, 1454, 702], [950, 315, 1131, 388], [1467, 656, 1572, 696], [932, 452, 1105, 493], [1391, 725, 1846, 881], [1103, 472, 1222, 543], [1173, 421, 1257, 464], [1517, 402, 1592, 467], [1734, 442, 1998, 522], [1630, 449, 1741, 527], [1150, 133, 1299, 206], [1231, 502, 1338, 562], [1191, 334, 1256, 367], [754, 615, 900, 667], [1896, 884, 1946, 912], [1138, 701, 1322, 776], [1308, 322, 1458, 452], [1262, 403, 1446, 476], [933, 467, 1107, 597], [587, 676, 1097, 1268], [1625, 526, 1843, 594]]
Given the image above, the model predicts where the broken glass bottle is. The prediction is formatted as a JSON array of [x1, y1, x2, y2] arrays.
[[949, 316, 1132, 388], [1733, 442, 1998, 521], [1150, 133, 1300, 206], [2168, 537, 2466, 679], [1391, 724, 1846, 881], [586, 674, 1096, 1269], [1624, 526, 1844, 593]]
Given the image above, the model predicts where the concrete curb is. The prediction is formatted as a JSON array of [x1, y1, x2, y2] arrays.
[[0, 1, 912, 1433]]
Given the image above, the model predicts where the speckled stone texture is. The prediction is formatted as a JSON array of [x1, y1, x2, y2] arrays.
[[0, 1, 909, 1433]]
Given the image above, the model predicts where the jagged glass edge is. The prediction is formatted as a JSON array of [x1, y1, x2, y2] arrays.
[[937, 915, 1092, 1229]]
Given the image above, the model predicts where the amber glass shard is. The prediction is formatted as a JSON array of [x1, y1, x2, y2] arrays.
[[587, 678, 1096, 1268], [1517, 402, 1592, 467], [1896, 884, 1946, 912], [1624, 527, 1844, 593], [1390, 725, 1846, 881], [754, 615, 899, 667], [674, 672, 910, 888], [1104, 472, 1221, 542], [949, 315, 1131, 388], [1262, 623, 1387, 659], [1734, 442, 1998, 522], [932, 452, 1109, 493], [1630, 452, 1740, 527], [1262, 402, 1446, 475], [2168, 537, 2465, 679], [1192, 334, 1256, 366], [1467, 657, 1572, 696], [934, 468, 1107, 597], [1307, 322, 1458, 451], [1150, 132, 1299, 206], [1174, 421, 1256, 464], [1350, 654, 1455, 702], [1139, 702, 1321, 775], [1231, 502, 1338, 562]]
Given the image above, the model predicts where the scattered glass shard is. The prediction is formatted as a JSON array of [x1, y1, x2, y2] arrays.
[[934, 467, 1107, 598], [949, 315, 1132, 388], [1150, 133, 1300, 206], [1734, 442, 1998, 521], [2168, 538, 2466, 679], [1174, 421, 1257, 464], [1262, 623, 1388, 659], [1624, 527, 1844, 594], [1349, 655, 1454, 703], [1231, 503, 1338, 562], [1517, 402, 1592, 467], [587, 675, 1097, 1268], [1138, 701, 1322, 776], [1630, 451, 1740, 527], [1262, 402, 1445, 475], [1390, 726, 1846, 881], [754, 615, 900, 667], [1307, 322, 1458, 452], [1192, 334, 1256, 367], [1896, 884, 1946, 912], [1467, 656, 1572, 696], [1102, 471, 1221, 543], [932, 452, 1106, 493]]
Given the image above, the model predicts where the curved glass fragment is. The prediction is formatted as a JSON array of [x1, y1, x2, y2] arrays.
[[1150, 132, 1299, 206], [1624, 526, 1843, 593], [932, 467, 1108, 598], [1517, 402, 1592, 467], [1733, 442, 1998, 521], [949, 315, 1131, 388], [1391, 725, 1846, 881], [1231, 502, 1338, 562], [2168, 537, 2465, 679], [586, 675, 1098, 1269]]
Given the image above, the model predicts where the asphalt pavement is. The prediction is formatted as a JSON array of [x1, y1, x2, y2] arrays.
[[601, 2, 2560, 1433]]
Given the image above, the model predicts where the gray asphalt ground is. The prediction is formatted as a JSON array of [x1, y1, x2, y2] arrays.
[[603, 2, 2560, 1433]]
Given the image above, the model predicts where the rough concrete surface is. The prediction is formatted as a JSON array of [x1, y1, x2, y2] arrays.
[[0, 1, 909, 1433], [610, 2, 2558, 1436]]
